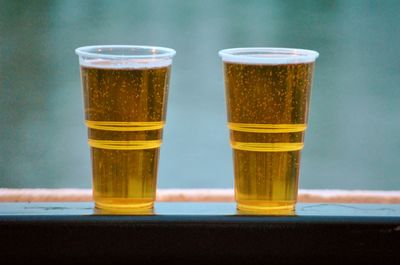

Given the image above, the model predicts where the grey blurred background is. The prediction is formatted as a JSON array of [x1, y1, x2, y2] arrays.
[[0, 0, 399, 189]]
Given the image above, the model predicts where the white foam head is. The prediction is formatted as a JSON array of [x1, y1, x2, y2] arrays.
[[75, 45, 176, 69], [219, 47, 319, 65]]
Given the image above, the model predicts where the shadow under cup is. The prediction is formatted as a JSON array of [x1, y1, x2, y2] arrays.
[[219, 48, 318, 213], [76, 45, 176, 211]]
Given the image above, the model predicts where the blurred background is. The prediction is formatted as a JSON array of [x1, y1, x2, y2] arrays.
[[0, 0, 399, 189]]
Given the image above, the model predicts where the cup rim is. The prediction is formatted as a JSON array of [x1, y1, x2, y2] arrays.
[[218, 47, 319, 64], [75, 45, 176, 59]]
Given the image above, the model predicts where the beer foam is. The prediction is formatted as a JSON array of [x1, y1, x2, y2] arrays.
[[219, 48, 319, 65], [79, 58, 172, 69]]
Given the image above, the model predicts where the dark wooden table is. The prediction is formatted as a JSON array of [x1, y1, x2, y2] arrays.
[[1, 202, 399, 265]]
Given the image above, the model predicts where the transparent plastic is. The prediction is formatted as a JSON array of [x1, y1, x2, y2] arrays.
[[76, 45, 176, 212], [219, 47, 318, 214], [76, 45, 176, 68], [219, 47, 319, 65]]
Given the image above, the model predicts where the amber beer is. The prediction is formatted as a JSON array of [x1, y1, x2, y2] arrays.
[[76, 46, 175, 211], [219, 48, 318, 213]]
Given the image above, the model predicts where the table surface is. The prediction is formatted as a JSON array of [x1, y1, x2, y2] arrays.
[[1, 202, 400, 217], [1, 202, 400, 265]]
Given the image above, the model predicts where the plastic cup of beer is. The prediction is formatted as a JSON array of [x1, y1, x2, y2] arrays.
[[219, 47, 318, 213], [75, 45, 176, 211]]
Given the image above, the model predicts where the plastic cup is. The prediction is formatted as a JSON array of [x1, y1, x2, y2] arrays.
[[219, 47, 318, 213], [76, 45, 176, 211]]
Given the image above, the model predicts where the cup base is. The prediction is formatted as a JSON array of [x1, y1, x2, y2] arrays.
[[237, 201, 295, 215], [95, 199, 154, 213]]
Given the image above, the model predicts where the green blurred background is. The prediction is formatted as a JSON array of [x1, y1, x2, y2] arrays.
[[0, 0, 399, 189]]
